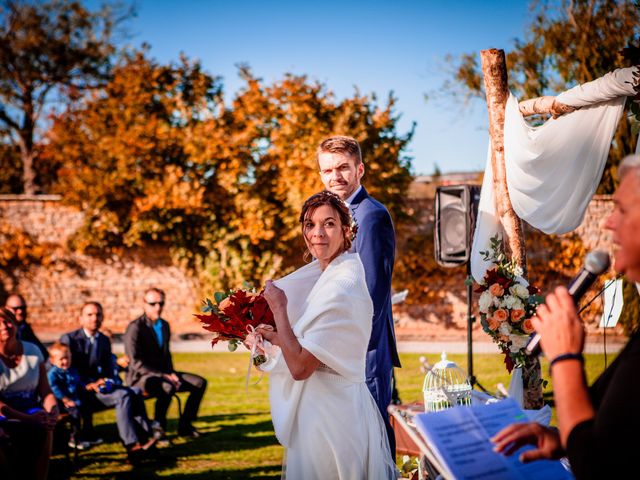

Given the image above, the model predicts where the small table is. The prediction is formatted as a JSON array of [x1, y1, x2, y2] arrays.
[[388, 403, 451, 480]]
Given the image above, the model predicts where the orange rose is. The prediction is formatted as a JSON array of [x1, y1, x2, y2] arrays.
[[493, 308, 508, 322], [489, 283, 504, 297], [522, 318, 535, 334], [510, 309, 525, 323], [487, 316, 501, 331]]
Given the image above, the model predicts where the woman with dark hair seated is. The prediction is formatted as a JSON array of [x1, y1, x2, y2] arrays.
[[0, 307, 58, 480]]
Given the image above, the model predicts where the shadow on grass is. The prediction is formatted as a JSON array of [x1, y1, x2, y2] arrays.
[[49, 412, 280, 479], [69, 464, 282, 480]]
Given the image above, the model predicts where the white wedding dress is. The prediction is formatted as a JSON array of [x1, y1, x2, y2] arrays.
[[263, 252, 397, 480]]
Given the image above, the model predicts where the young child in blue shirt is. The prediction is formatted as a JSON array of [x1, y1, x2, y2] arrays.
[[47, 342, 91, 450]]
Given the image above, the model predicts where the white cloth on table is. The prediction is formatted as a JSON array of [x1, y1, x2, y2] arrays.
[[471, 66, 638, 282], [265, 252, 397, 480]]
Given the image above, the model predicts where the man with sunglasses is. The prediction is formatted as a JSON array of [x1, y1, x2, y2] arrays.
[[4, 293, 48, 360], [124, 287, 207, 439]]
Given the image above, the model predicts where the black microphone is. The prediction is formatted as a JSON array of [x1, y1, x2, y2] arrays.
[[525, 250, 611, 356]]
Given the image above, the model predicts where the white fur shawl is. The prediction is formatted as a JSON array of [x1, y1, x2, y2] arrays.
[[266, 252, 373, 446]]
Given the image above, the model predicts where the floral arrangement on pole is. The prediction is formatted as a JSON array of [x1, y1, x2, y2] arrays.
[[477, 235, 543, 373], [195, 283, 277, 367]]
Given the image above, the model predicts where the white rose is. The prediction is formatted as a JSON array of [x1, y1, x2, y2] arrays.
[[509, 334, 530, 352], [513, 265, 524, 277], [499, 322, 512, 336], [500, 295, 524, 311], [479, 291, 493, 313], [509, 283, 529, 299]]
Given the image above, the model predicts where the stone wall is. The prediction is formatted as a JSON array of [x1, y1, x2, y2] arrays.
[[0, 193, 617, 338], [0, 195, 200, 336]]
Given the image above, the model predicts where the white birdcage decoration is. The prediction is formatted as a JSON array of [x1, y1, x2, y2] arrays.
[[422, 352, 472, 413]]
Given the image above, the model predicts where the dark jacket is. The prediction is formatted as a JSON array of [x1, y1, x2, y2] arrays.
[[123, 314, 173, 387], [60, 328, 115, 385], [566, 329, 640, 480], [18, 321, 49, 360]]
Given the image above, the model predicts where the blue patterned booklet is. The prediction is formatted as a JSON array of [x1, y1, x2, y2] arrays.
[[414, 399, 574, 479]]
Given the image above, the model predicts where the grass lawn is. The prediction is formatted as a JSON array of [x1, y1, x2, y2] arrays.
[[49, 351, 616, 479]]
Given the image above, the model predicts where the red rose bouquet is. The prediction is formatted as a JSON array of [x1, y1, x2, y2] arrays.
[[196, 285, 277, 366]]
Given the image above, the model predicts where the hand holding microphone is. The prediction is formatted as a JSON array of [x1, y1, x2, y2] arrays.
[[525, 250, 610, 357]]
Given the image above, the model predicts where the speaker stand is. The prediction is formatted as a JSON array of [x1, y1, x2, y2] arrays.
[[466, 262, 489, 393]]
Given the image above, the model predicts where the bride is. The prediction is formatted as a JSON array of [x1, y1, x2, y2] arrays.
[[257, 190, 398, 480]]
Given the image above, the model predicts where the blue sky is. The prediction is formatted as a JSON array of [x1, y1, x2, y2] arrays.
[[117, 0, 532, 175]]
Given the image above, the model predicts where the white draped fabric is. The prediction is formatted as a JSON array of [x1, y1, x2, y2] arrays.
[[471, 67, 638, 282], [264, 252, 397, 480]]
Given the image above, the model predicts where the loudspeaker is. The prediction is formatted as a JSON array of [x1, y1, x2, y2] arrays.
[[434, 184, 480, 267]]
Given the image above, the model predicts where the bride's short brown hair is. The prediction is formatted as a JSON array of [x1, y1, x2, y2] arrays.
[[299, 191, 353, 255]]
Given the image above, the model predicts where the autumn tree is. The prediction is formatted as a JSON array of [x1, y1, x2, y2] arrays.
[[449, 0, 640, 193], [0, 0, 125, 194], [45, 55, 414, 295], [200, 69, 414, 292], [45, 51, 226, 264]]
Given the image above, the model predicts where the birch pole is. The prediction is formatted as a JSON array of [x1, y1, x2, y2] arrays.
[[480, 48, 542, 409], [480, 49, 527, 273]]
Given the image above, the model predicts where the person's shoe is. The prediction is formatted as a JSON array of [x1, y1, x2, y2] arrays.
[[84, 435, 104, 446], [178, 425, 203, 438], [68, 439, 91, 450], [151, 420, 164, 440]]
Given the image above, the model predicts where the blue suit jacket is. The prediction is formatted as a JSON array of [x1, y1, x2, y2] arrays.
[[350, 187, 401, 378], [60, 328, 117, 385]]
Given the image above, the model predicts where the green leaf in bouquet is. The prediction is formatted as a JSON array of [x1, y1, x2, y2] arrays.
[[228, 339, 240, 352], [242, 280, 255, 292], [201, 298, 215, 313], [214, 291, 227, 304]]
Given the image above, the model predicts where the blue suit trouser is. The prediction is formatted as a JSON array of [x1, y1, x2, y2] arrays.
[[84, 386, 151, 446]]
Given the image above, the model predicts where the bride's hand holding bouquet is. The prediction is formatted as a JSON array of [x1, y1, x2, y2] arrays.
[[196, 285, 279, 367], [255, 280, 287, 347]]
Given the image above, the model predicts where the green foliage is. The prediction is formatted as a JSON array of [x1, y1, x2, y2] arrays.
[[449, 0, 640, 194]]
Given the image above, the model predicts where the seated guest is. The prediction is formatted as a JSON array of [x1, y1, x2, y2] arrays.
[[492, 154, 640, 480], [4, 294, 48, 360], [47, 342, 91, 450], [61, 302, 156, 461], [0, 307, 57, 480], [124, 287, 207, 438]]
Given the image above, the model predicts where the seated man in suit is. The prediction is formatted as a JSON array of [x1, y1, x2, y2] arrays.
[[61, 302, 156, 460], [124, 287, 207, 438]]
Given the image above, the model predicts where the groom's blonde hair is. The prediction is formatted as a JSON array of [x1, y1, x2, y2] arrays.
[[316, 136, 362, 166]]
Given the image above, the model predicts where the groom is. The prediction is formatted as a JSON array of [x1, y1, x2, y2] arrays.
[[316, 135, 401, 457]]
